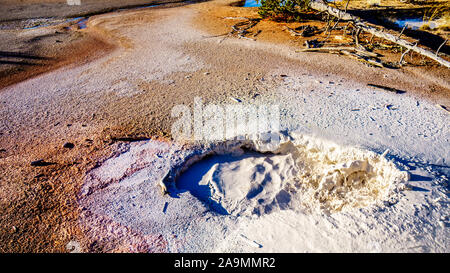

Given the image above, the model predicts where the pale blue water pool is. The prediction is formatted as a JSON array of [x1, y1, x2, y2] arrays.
[[243, 0, 261, 7], [394, 18, 438, 30]]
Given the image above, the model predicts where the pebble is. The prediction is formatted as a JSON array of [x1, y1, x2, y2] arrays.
[[230, 97, 242, 103], [31, 159, 51, 167], [385, 104, 397, 110], [436, 104, 449, 113], [63, 142, 75, 149]]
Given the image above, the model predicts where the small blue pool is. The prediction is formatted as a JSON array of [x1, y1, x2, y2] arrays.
[[243, 0, 261, 7]]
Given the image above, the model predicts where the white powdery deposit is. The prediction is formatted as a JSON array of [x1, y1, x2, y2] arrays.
[[78, 131, 446, 253], [192, 134, 409, 216], [267, 72, 450, 172], [287, 134, 409, 213]]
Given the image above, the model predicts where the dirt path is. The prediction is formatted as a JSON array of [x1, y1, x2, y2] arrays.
[[0, 1, 448, 252]]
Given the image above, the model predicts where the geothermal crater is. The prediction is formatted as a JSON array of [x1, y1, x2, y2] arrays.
[[77, 132, 413, 252], [170, 134, 409, 215]]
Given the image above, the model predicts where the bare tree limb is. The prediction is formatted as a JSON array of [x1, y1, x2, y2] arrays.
[[397, 24, 407, 39], [399, 46, 412, 66], [308, 0, 450, 68], [436, 39, 448, 57]]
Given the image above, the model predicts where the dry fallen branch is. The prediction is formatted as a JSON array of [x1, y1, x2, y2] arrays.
[[297, 46, 383, 67], [229, 19, 260, 41], [217, 18, 261, 43], [436, 39, 448, 57], [283, 25, 322, 37], [399, 45, 413, 66], [283, 26, 303, 36], [298, 46, 378, 57], [323, 0, 351, 43], [223, 16, 253, 20], [297, 46, 354, 52], [397, 24, 407, 39], [324, 42, 354, 47], [340, 50, 384, 67], [308, 1, 450, 68], [253, 30, 262, 37], [354, 27, 361, 46]]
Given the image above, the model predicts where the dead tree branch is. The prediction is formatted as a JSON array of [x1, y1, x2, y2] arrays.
[[436, 39, 448, 57], [308, 0, 450, 68]]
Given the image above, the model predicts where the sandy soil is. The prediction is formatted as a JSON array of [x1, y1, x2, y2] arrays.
[[0, 0, 194, 90], [0, 0, 448, 252], [0, 0, 189, 20]]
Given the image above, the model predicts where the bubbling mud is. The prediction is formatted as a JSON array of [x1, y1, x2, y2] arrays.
[[174, 133, 409, 214]]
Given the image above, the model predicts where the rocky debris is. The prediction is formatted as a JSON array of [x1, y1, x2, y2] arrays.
[[30, 159, 55, 167], [436, 104, 449, 113], [385, 104, 398, 110], [63, 142, 75, 149]]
